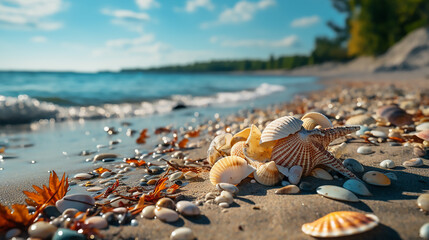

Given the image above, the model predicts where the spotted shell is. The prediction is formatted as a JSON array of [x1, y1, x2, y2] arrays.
[[254, 161, 282, 186], [209, 156, 255, 186], [345, 114, 375, 126], [302, 211, 379, 238], [207, 133, 233, 166], [301, 112, 333, 130], [243, 125, 272, 162], [260, 116, 303, 145], [230, 141, 246, 159], [231, 127, 250, 146]]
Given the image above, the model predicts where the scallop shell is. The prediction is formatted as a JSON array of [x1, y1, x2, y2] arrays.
[[230, 127, 250, 146], [254, 161, 282, 186], [302, 211, 379, 238], [301, 112, 333, 130], [416, 130, 429, 141], [377, 105, 413, 126], [207, 133, 233, 166], [243, 125, 272, 162], [345, 114, 375, 126], [260, 116, 303, 145], [230, 141, 246, 159], [209, 156, 255, 186]]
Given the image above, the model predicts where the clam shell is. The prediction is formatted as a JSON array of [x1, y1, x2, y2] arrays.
[[310, 168, 333, 180], [275, 185, 300, 194], [230, 141, 246, 159], [343, 179, 372, 196], [254, 161, 282, 186], [363, 171, 390, 186], [260, 116, 303, 144], [209, 156, 255, 186], [231, 127, 250, 146], [416, 122, 429, 132], [345, 114, 375, 126], [377, 105, 413, 126], [243, 125, 272, 162], [207, 133, 233, 166], [316, 185, 359, 202], [380, 159, 395, 169], [416, 130, 429, 141], [301, 112, 333, 130], [302, 211, 379, 238]]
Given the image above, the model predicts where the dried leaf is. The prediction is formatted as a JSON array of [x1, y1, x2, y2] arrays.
[[23, 171, 69, 207], [130, 177, 168, 214], [166, 184, 180, 194], [95, 180, 119, 200], [125, 159, 146, 167], [178, 138, 189, 148], [0, 147, 4, 153], [185, 130, 200, 138], [154, 127, 171, 135], [136, 129, 149, 144], [0, 204, 34, 231], [93, 167, 111, 174]]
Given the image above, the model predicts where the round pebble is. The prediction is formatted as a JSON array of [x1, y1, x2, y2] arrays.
[[343, 179, 372, 196], [170, 227, 196, 240], [169, 172, 183, 181], [85, 216, 108, 229], [371, 130, 387, 138], [101, 172, 112, 178], [216, 183, 239, 194], [380, 159, 395, 169], [53, 228, 85, 240], [131, 219, 138, 226], [156, 198, 176, 210], [275, 185, 300, 194], [147, 179, 157, 185], [288, 165, 303, 185], [73, 173, 92, 180], [403, 158, 423, 167], [176, 201, 200, 216], [28, 221, 57, 239], [155, 207, 179, 222], [219, 202, 229, 208], [316, 185, 359, 202], [56, 194, 95, 213], [357, 146, 373, 155], [417, 194, 429, 211], [141, 205, 156, 219], [420, 223, 429, 239], [343, 158, 365, 173], [87, 186, 103, 192]]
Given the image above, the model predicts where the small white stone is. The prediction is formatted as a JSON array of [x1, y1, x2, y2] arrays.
[[288, 166, 303, 185], [176, 201, 200, 216], [216, 183, 239, 194], [170, 227, 196, 240], [220, 191, 234, 204], [141, 205, 156, 219], [100, 172, 111, 178], [154, 207, 179, 222], [403, 158, 423, 167], [371, 130, 387, 138], [420, 223, 429, 239], [357, 146, 373, 155], [87, 186, 103, 192], [131, 219, 138, 226], [380, 159, 395, 169], [219, 202, 229, 208], [85, 216, 108, 229], [250, 179, 256, 183], [73, 173, 92, 180]]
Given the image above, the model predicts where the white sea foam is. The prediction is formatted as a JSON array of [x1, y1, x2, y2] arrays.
[[0, 83, 285, 124]]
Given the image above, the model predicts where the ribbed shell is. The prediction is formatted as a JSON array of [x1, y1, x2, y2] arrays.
[[209, 156, 255, 186], [254, 161, 281, 186], [230, 141, 246, 159], [231, 127, 250, 146], [302, 211, 379, 238], [345, 114, 375, 126], [207, 133, 233, 166], [260, 116, 303, 144], [301, 112, 333, 130], [244, 125, 272, 161], [377, 105, 413, 126]]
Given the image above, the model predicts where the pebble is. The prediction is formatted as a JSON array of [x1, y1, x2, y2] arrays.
[[420, 223, 429, 239], [155, 207, 180, 222], [110, 197, 130, 208], [357, 146, 373, 155], [216, 183, 239, 194], [113, 207, 127, 214], [380, 159, 395, 169], [156, 198, 176, 210], [56, 194, 95, 213], [84, 216, 108, 229], [93, 153, 118, 162], [130, 219, 138, 226], [220, 191, 234, 204], [343, 179, 372, 196], [184, 171, 198, 179], [288, 165, 303, 185], [28, 221, 57, 239], [250, 179, 256, 183], [281, 180, 290, 186], [6, 228, 21, 239], [299, 181, 314, 191], [371, 130, 387, 138], [316, 185, 359, 202], [53, 228, 85, 240], [215, 196, 229, 204], [73, 173, 92, 180], [176, 201, 201, 216], [275, 185, 300, 194], [356, 125, 370, 136], [417, 194, 429, 211], [169, 172, 183, 181], [310, 168, 333, 180], [343, 158, 365, 173], [147, 179, 157, 185], [385, 172, 398, 181], [101, 172, 112, 178], [87, 186, 103, 192], [43, 205, 61, 218], [363, 171, 391, 186], [141, 205, 156, 219], [62, 208, 79, 218], [170, 227, 196, 240], [102, 158, 116, 162], [205, 192, 217, 201], [414, 147, 426, 157], [403, 158, 423, 167], [219, 202, 229, 208]]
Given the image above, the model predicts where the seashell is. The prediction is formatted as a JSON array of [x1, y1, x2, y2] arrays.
[[302, 211, 379, 238], [207, 133, 233, 166], [316, 185, 359, 202], [416, 130, 429, 141], [230, 127, 250, 146], [417, 194, 429, 212], [328, 142, 347, 159], [343, 158, 364, 173], [288, 165, 303, 185], [230, 141, 246, 159], [380, 159, 395, 169], [357, 146, 373, 155], [276, 165, 289, 177], [209, 156, 255, 186], [363, 171, 390, 186], [275, 185, 300, 194], [377, 105, 413, 126], [420, 223, 429, 239], [343, 179, 372, 196], [403, 158, 423, 167], [301, 112, 333, 130], [416, 122, 429, 132], [260, 116, 303, 144], [243, 125, 272, 162], [310, 168, 333, 180], [345, 114, 375, 126], [254, 161, 282, 186]]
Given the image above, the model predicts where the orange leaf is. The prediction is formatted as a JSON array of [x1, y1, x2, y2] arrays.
[[0, 204, 34, 231], [125, 159, 146, 167], [154, 127, 171, 135], [0, 147, 4, 153], [130, 178, 168, 214], [93, 167, 111, 174], [166, 184, 180, 194], [178, 138, 189, 148], [23, 171, 69, 207], [136, 129, 149, 144], [185, 130, 200, 138]]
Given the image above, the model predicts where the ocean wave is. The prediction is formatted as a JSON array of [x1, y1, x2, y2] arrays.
[[0, 83, 285, 124]]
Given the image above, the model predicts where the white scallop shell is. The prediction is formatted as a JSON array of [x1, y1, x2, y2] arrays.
[[209, 156, 255, 186], [301, 112, 333, 130], [207, 133, 233, 166], [260, 116, 303, 144], [254, 161, 282, 186]]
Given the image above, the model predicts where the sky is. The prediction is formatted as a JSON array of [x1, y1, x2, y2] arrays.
[[0, 0, 346, 72]]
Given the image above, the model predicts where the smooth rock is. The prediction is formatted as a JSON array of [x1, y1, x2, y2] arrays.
[[363, 171, 391, 186], [85, 216, 108, 229], [380, 159, 395, 169], [100, 172, 111, 178], [56, 194, 95, 213], [205, 192, 217, 201], [275, 185, 300, 194], [219, 202, 229, 208], [93, 153, 118, 162], [43, 205, 61, 218], [288, 165, 303, 185], [87, 186, 103, 192], [281, 181, 290, 186], [169, 172, 183, 181], [417, 194, 429, 211], [216, 183, 239, 194], [310, 168, 333, 180], [414, 147, 426, 157], [215, 196, 229, 204], [141, 205, 156, 219], [299, 181, 314, 191], [110, 197, 130, 208], [403, 158, 423, 167], [276, 165, 289, 177], [6, 228, 21, 239], [176, 201, 200, 216], [343, 158, 365, 173], [170, 227, 196, 240], [220, 191, 234, 204], [156, 198, 176, 210], [357, 146, 373, 155], [155, 207, 180, 222], [53, 228, 85, 240], [316, 185, 359, 202], [343, 179, 372, 196], [184, 171, 198, 179], [113, 207, 127, 214], [420, 223, 429, 239], [62, 208, 79, 218], [147, 179, 157, 185], [130, 219, 138, 226], [73, 173, 92, 180], [371, 130, 387, 138], [102, 158, 116, 162], [28, 221, 57, 239], [385, 172, 398, 181]]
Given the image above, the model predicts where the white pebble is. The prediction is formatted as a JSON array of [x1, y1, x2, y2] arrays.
[[170, 227, 196, 240], [380, 159, 395, 169]]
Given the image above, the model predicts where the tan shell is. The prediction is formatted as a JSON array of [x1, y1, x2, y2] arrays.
[[230, 127, 250, 146], [328, 142, 347, 159], [301, 112, 333, 130], [209, 156, 255, 186], [254, 161, 282, 186], [260, 116, 303, 144], [230, 141, 246, 159], [243, 125, 272, 162], [207, 133, 233, 166], [345, 114, 376, 126], [302, 211, 379, 238]]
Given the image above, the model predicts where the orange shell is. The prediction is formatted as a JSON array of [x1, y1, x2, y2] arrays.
[[230, 141, 246, 159]]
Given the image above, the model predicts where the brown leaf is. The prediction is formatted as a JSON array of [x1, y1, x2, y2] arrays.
[[0, 204, 34, 231], [95, 179, 119, 200], [178, 138, 189, 148], [0, 147, 4, 153], [185, 130, 200, 138], [136, 129, 149, 144], [130, 177, 168, 214], [93, 167, 111, 174], [125, 159, 146, 167], [23, 171, 69, 207], [154, 127, 171, 135]]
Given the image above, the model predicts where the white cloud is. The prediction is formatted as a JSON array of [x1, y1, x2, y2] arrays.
[[290, 15, 320, 28], [135, 0, 159, 10], [212, 35, 298, 48], [30, 35, 47, 43], [0, 0, 64, 30], [202, 0, 274, 28], [184, 0, 214, 13], [105, 34, 155, 48], [92, 34, 165, 57], [101, 8, 150, 21]]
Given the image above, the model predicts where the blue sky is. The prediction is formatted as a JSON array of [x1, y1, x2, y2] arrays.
[[0, 0, 345, 72]]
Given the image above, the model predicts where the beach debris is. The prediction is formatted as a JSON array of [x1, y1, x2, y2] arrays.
[[403, 158, 424, 167], [288, 165, 303, 185], [301, 211, 379, 238], [342, 158, 365, 173], [275, 185, 300, 194], [207, 133, 232, 166], [380, 159, 395, 169], [28, 221, 57, 239], [0, 204, 34, 231], [301, 112, 333, 130], [417, 194, 429, 212], [136, 129, 149, 144], [357, 146, 373, 155], [216, 183, 239, 195], [416, 130, 429, 141], [363, 171, 391, 186], [262, 115, 359, 179], [377, 105, 413, 126], [154, 207, 179, 222], [209, 156, 255, 185], [176, 201, 200, 217], [254, 161, 282, 186], [56, 194, 95, 213], [310, 168, 333, 180], [343, 179, 372, 196], [141, 205, 156, 219], [316, 185, 359, 202], [170, 227, 196, 240], [416, 122, 429, 132], [345, 114, 376, 126]]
